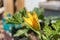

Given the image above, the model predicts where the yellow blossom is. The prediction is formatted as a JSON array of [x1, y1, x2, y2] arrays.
[[23, 11, 40, 31]]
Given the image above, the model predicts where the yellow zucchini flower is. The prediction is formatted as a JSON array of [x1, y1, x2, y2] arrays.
[[23, 11, 40, 31]]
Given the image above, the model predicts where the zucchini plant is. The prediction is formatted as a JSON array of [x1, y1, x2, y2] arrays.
[[6, 8, 60, 40]]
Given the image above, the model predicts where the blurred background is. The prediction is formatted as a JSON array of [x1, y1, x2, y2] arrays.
[[0, 0, 60, 40]]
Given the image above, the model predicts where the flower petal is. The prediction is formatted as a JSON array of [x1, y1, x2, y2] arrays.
[[27, 12, 33, 20], [32, 12, 40, 31], [33, 11, 39, 21], [32, 17, 40, 31], [23, 17, 32, 26]]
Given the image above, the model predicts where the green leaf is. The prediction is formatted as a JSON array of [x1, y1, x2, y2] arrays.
[[14, 29, 28, 37], [52, 20, 60, 31]]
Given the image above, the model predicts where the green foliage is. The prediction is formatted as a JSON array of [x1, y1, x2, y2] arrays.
[[7, 8, 27, 24], [19, 7, 27, 17], [43, 20, 60, 40], [6, 8, 60, 40]]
